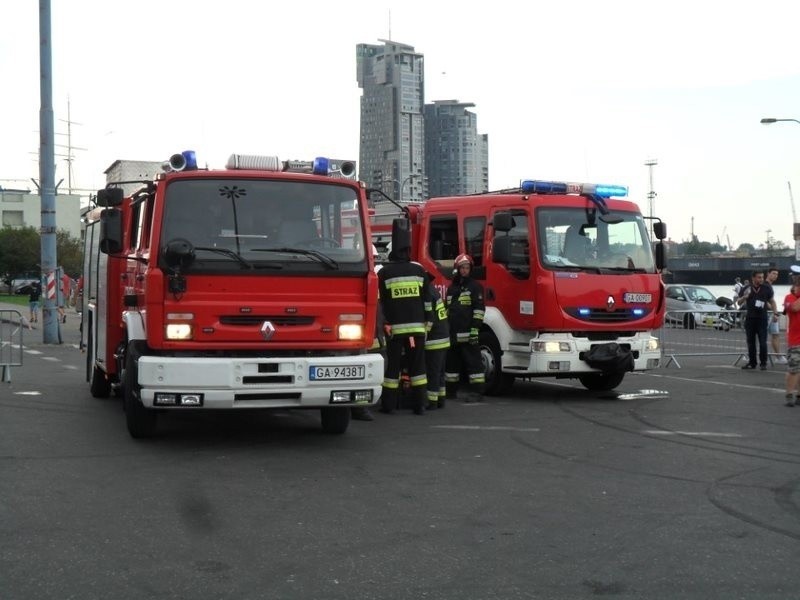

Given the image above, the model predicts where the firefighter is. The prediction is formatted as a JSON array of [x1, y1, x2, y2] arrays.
[[424, 273, 450, 410], [352, 245, 383, 422], [445, 254, 486, 402], [378, 240, 432, 415]]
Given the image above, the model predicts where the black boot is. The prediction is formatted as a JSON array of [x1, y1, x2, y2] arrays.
[[413, 388, 426, 415], [351, 407, 374, 421], [379, 389, 397, 414]]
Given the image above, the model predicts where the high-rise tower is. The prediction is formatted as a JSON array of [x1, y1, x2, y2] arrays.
[[356, 40, 425, 203], [424, 100, 489, 197]]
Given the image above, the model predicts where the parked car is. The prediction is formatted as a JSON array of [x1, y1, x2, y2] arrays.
[[665, 284, 733, 330], [12, 278, 39, 296]]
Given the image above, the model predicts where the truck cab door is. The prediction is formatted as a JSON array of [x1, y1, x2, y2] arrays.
[[490, 210, 536, 329]]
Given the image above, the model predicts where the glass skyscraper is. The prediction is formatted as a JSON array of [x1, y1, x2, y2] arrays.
[[423, 100, 489, 197], [356, 40, 426, 203], [356, 40, 489, 202]]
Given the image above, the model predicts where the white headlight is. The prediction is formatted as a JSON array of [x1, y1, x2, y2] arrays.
[[338, 323, 363, 340], [166, 323, 193, 340]]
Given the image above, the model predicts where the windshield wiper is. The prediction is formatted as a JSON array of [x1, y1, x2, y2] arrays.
[[253, 247, 338, 270], [194, 246, 254, 269]]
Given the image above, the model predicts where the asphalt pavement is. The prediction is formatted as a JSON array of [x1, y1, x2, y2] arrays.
[[2, 302, 799, 599]]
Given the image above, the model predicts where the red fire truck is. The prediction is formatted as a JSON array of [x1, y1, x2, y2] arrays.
[[370, 178, 666, 394], [82, 151, 383, 437]]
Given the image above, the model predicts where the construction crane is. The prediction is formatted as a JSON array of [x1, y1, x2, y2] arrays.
[[790, 181, 797, 222]]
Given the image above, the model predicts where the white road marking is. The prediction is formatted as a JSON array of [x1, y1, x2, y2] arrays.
[[13, 391, 42, 396], [41, 357, 60, 362], [643, 430, 742, 437], [432, 425, 541, 432]]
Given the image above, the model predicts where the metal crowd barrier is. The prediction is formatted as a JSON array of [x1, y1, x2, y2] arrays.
[[0, 310, 24, 382], [657, 309, 784, 368]]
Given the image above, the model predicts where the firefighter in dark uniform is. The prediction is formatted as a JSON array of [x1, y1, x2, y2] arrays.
[[378, 240, 432, 415], [352, 245, 384, 422], [445, 254, 486, 402], [424, 274, 450, 410]]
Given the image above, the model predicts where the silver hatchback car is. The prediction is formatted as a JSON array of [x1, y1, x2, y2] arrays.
[[665, 284, 733, 330]]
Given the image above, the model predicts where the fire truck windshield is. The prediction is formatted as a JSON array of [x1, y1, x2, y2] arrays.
[[538, 208, 655, 272], [158, 179, 368, 274]]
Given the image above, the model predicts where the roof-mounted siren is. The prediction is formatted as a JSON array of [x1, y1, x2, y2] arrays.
[[314, 157, 356, 180], [520, 179, 628, 198], [163, 150, 198, 173]]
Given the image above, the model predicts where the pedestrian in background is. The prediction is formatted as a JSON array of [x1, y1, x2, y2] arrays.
[[57, 272, 71, 324], [738, 270, 777, 370], [766, 267, 786, 363], [733, 276, 743, 297], [445, 254, 486, 402], [783, 280, 800, 406], [28, 280, 41, 325]]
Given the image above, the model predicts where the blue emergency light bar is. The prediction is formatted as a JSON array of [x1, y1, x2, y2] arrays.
[[521, 179, 628, 198]]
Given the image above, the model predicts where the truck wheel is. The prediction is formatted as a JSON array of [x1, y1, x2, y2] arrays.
[[578, 372, 625, 391], [320, 407, 350, 434], [479, 330, 514, 396], [123, 341, 157, 438], [90, 365, 111, 398]]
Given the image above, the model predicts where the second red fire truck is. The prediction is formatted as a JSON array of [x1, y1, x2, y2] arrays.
[[370, 178, 667, 394]]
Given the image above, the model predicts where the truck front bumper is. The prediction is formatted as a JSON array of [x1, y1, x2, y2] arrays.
[[136, 354, 384, 409], [504, 332, 661, 377]]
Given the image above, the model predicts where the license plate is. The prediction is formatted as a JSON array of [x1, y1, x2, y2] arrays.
[[309, 365, 365, 381], [624, 293, 652, 303]]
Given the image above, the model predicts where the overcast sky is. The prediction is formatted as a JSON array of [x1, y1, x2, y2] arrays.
[[3, 1, 800, 249]]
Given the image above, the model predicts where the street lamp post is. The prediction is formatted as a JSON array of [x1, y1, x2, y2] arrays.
[[399, 174, 419, 202], [760, 117, 800, 126], [760, 117, 800, 259], [383, 174, 420, 202]]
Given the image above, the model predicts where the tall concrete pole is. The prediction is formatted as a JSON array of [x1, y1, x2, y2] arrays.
[[39, 0, 59, 343], [644, 158, 658, 239]]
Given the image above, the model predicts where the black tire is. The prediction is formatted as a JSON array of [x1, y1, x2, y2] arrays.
[[682, 313, 696, 330], [578, 372, 626, 391], [479, 330, 515, 396], [320, 407, 350, 434], [123, 340, 157, 438], [90, 365, 111, 398], [86, 316, 111, 398]]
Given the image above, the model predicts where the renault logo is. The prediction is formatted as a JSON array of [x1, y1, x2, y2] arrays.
[[606, 295, 615, 311], [260, 321, 276, 341]]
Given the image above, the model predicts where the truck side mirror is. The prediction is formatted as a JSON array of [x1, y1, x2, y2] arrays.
[[655, 242, 666, 270], [492, 211, 514, 233], [97, 187, 124, 207], [391, 218, 411, 255], [653, 221, 667, 240], [99, 208, 123, 254], [492, 236, 511, 264]]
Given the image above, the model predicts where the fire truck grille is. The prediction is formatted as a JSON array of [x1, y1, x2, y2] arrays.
[[564, 308, 651, 322], [234, 392, 302, 401], [242, 375, 294, 384], [219, 315, 314, 326]]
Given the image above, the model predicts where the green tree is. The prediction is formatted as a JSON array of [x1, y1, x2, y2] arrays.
[[0, 226, 40, 280], [56, 229, 83, 278], [0, 226, 84, 283]]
